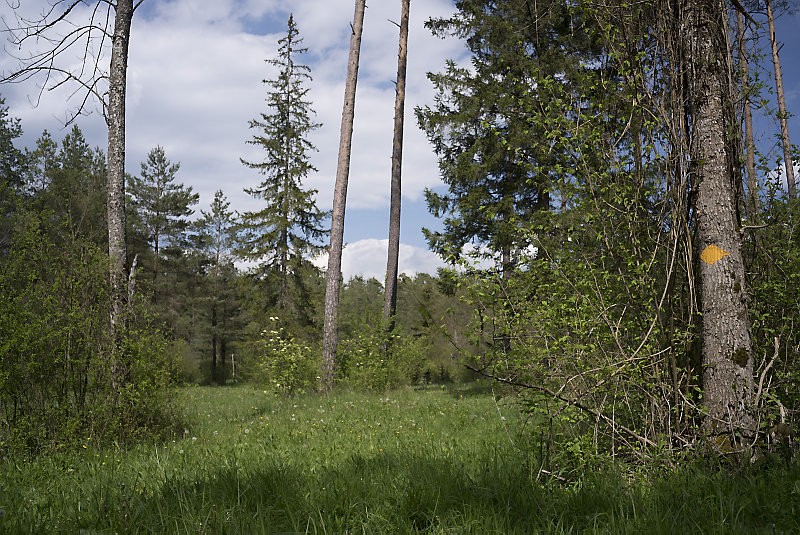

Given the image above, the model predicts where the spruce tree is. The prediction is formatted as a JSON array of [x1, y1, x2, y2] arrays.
[[239, 15, 328, 314], [416, 0, 577, 272]]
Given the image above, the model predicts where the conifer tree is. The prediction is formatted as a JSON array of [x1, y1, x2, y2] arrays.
[[416, 0, 572, 271], [194, 190, 239, 384], [322, 0, 367, 392], [239, 15, 328, 313], [128, 146, 199, 281]]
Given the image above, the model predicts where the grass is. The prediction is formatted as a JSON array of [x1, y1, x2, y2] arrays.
[[1, 384, 799, 533]]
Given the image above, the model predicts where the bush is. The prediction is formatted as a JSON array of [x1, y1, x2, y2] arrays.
[[0, 212, 176, 458], [339, 323, 428, 392], [252, 318, 320, 396]]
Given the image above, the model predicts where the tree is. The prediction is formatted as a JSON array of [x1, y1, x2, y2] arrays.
[[383, 0, 411, 332], [416, 0, 570, 272], [735, 8, 760, 217], [194, 190, 239, 383], [239, 15, 328, 314], [0, 96, 24, 254], [763, 0, 796, 197], [322, 0, 367, 392], [42, 125, 108, 246], [672, 0, 756, 448], [129, 146, 199, 283], [2, 0, 140, 392]]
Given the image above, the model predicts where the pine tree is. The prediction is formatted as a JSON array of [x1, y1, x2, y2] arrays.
[[129, 146, 199, 281], [322, 0, 367, 392], [193, 190, 239, 384], [384, 0, 411, 332], [239, 15, 328, 313]]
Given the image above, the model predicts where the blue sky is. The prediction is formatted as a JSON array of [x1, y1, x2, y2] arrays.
[[1, 1, 798, 280]]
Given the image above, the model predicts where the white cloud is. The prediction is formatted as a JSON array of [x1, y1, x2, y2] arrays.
[[313, 238, 447, 282], [1, 0, 467, 256]]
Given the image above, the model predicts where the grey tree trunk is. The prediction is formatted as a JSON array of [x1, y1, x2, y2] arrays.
[[321, 0, 367, 392], [383, 0, 411, 332], [107, 0, 134, 392], [682, 0, 755, 449], [765, 0, 795, 198], [736, 10, 759, 218]]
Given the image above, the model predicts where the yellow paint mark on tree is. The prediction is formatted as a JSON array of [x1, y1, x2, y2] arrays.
[[700, 244, 730, 265]]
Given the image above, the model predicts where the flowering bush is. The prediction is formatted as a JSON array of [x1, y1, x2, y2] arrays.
[[255, 318, 320, 396]]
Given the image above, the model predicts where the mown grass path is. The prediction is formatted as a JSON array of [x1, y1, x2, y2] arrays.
[[1, 385, 799, 533]]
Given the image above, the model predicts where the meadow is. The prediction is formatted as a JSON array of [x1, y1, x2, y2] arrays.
[[1, 384, 799, 533]]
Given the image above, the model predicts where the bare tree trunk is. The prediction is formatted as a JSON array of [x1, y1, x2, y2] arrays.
[[383, 0, 411, 333], [107, 0, 134, 392], [766, 0, 795, 198], [321, 0, 367, 392], [682, 0, 755, 449], [210, 303, 218, 384], [736, 10, 759, 218]]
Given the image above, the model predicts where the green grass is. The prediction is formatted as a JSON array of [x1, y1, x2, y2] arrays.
[[1, 384, 799, 533]]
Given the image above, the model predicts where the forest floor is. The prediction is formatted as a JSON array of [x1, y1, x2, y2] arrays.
[[1, 384, 799, 533]]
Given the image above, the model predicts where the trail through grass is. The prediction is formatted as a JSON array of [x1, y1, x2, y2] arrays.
[[1, 384, 799, 533]]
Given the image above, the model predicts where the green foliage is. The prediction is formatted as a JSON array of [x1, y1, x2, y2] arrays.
[[748, 196, 800, 423], [417, 0, 708, 461], [252, 319, 320, 395], [338, 324, 428, 392], [0, 210, 175, 458], [128, 145, 199, 283], [238, 15, 328, 318]]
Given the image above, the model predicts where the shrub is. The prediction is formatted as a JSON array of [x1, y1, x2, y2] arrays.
[[339, 323, 428, 392], [253, 318, 320, 396], [0, 212, 176, 458]]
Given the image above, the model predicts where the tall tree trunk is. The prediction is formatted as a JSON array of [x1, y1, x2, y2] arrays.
[[766, 0, 795, 198], [682, 0, 755, 448], [736, 10, 759, 218], [107, 0, 134, 393], [211, 303, 218, 384], [383, 0, 411, 332], [321, 0, 367, 392]]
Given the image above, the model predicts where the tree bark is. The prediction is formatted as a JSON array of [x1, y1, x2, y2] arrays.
[[211, 303, 218, 384], [682, 0, 755, 448], [321, 0, 367, 392], [736, 10, 759, 218], [765, 0, 795, 198], [383, 0, 411, 333], [107, 0, 134, 392]]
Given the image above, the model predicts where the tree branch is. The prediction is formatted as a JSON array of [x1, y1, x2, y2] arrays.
[[464, 363, 658, 449]]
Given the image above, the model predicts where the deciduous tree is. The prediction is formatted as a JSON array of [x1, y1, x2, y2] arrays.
[[1, 0, 140, 392]]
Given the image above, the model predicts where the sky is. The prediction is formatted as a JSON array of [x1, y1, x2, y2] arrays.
[[0, 1, 799, 281], [0, 0, 467, 281]]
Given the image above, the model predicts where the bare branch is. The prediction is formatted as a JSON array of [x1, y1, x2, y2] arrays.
[[0, 0, 115, 124], [465, 363, 659, 449]]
